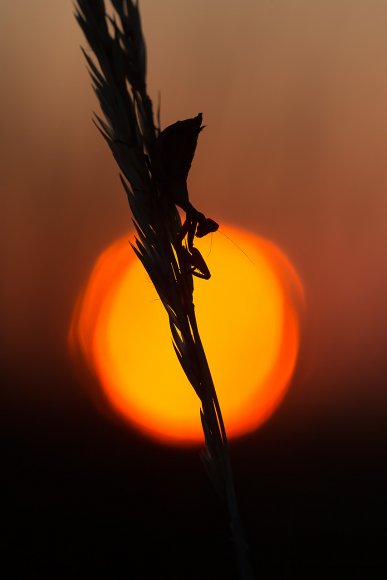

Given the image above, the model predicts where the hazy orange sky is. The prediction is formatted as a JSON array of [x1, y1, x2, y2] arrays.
[[2, 0, 387, 427]]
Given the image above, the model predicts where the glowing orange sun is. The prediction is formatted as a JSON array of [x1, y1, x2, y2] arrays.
[[69, 223, 303, 446]]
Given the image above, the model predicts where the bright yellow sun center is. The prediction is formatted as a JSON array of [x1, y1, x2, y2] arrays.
[[69, 224, 303, 445]]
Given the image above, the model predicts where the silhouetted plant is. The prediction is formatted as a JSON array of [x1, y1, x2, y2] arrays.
[[74, 1, 254, 577]]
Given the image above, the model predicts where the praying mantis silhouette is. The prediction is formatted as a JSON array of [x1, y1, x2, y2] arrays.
[[154, 113, 219, 279]]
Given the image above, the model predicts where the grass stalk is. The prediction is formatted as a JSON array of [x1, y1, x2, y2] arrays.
[[74, 1, 254, 577]]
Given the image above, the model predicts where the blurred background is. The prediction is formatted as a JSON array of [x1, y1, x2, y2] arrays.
[[2, 1, 387, 577]]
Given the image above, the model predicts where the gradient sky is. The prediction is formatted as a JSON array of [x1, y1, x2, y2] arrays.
[[2, 0, 387, 431], [3, 3, 387, 578]]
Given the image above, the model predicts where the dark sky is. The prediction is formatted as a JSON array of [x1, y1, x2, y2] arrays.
[[2, 1, 387, 577]]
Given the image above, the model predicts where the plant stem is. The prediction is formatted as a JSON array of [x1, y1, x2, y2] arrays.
[[74, 1, 255, 576], [187, 305, 254, 579]]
